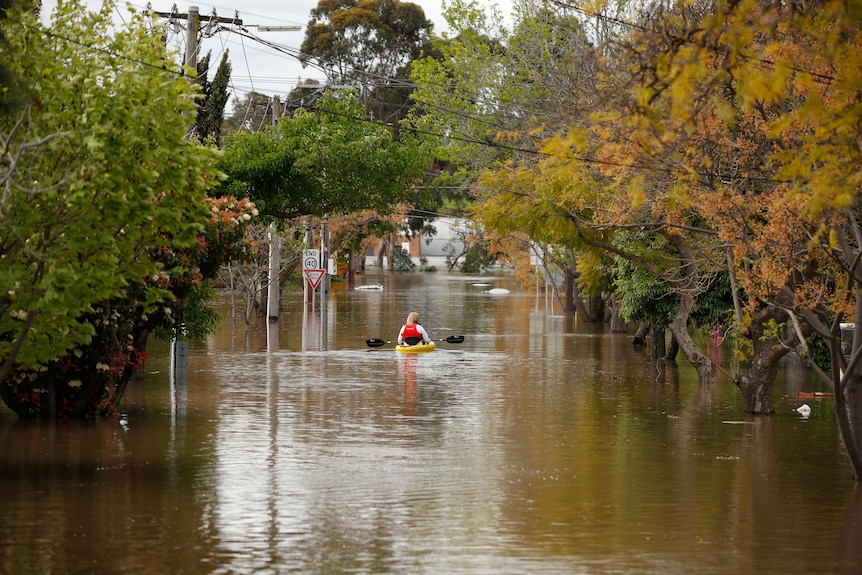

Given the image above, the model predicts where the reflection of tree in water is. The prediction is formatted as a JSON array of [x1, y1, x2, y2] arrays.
[[839, 485, 862, 572]]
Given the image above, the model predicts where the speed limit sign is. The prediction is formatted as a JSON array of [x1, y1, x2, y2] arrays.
[[303, 249, 320, 270]]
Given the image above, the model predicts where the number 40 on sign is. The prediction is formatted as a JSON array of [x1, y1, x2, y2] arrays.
[[302, 249, 326, 289]]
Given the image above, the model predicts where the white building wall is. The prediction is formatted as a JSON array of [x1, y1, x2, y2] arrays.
[[418, 216, 467, 258]]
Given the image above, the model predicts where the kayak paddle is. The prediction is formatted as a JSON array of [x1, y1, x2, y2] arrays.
[[365, 335, 465, 348]]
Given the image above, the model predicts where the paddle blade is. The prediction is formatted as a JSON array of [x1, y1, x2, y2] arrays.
[[445, 335, 465, 344], [366, 339, 388, 347]]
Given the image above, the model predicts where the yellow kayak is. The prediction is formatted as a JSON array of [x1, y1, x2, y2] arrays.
[[395, 341, 436, 353], [365, 336, 462, 350]]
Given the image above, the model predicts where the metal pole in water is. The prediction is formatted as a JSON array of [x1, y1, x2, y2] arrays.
[[172, 323, 189, 370]]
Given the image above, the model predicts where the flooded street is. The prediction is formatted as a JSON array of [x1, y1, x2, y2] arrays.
[[2, 271, 861, 574]]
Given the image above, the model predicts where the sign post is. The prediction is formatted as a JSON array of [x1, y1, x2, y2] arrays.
[[302, 248, 326, 291]]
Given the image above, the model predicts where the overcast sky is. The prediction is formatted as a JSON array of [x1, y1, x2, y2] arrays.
[[41, 0, 512, 105]]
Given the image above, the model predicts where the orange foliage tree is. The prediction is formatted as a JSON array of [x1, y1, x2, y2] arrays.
[[586, 0, 862, 476]]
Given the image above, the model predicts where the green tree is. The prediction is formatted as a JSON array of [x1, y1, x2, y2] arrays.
[[298, 0, 433, 124], [194, 50, 232, 144], [217, 90, 431, 220], [1, 197, 257, 419], [0, 0, 254, 417], [0, 0, 37, 116], [450, 1, 733, 381], [408, 1, 513, 189], [223, 91, 275, 134]]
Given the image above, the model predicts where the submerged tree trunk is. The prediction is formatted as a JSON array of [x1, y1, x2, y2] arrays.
[[376, 239, 386, 268], [665, 234, 715, 383], [845, 285, 862, 478], [651, 326, 666, 359], [734, 306, 792, 415], [826, 283, 862, 480], [843, 372, 862, 478], [565, 264, 595, 322], [665, 333, 679, 361], [347, 249, 356, 286], [667, 292, 715, 383], [789, 274, 862, 479], [608, 300, 627, 332], [788, 255, 862, 480], [632, 322, 649, 347], [566, 266, 596, 321], [734, 347, 784, 415]]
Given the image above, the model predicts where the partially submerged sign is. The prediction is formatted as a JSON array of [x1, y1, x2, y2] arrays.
[[304, 269, 325, 289]]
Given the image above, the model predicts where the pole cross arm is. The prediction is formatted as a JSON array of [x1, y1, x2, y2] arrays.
[[151, 10, 243, 25]]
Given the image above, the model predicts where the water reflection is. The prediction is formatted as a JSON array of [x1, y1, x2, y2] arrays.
[[399, 353, 419, 406], [0, 271, 859, 574]]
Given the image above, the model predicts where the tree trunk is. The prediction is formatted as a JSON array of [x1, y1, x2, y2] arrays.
[[347, 250, 356, 286], [665, 333, 679, 361], [376, 239, 386, 268], [606, 294, 628, 332], [844, 375, 862, 478], [664, 234, 715, 383], [651, 326, 666, 359], [632, 322, 649, 347], [609, 310, 627, 332], [833, 283, 862, 480], [734, 354, 782, 415], [667, 292, 715, 383], [565, 265, 595, 321], [733, 307, 791, 414], [589, 294, 604, 319]]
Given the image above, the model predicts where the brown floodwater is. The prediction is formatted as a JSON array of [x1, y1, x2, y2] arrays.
[[1, 271, 860, 574]]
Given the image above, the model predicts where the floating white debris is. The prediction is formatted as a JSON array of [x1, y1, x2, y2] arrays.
[[487, 288, 510, 295], [355, 284, 384, 291], [472, 283, 491, 287], [796, 404, 811, 418]]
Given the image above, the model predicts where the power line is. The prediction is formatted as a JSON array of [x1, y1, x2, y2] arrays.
[[34, 2, 838, 187]]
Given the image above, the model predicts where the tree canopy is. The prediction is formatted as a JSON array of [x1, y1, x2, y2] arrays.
[[417, 0, 862, 476], [217, 90, 431, 219], [194, 50, 232, 144], [0, 0, 257, 417], [301, 0, 432, 85], [299, 0, 433, 124], [223, 91, 276, 134]]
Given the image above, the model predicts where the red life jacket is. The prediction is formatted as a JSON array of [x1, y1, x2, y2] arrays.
[[402, 323, 422, 340]]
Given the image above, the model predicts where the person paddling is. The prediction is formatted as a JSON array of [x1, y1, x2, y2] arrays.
[[397, 312, 431, 346]]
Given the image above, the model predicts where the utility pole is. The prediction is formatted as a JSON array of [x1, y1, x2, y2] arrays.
[[151, 6, 245, 74], [150, 6, 302, 350], [266, 222, 281, 325], [272, 95, 281, 124], [150, 7, 301, 73], [184, 6, 198, 73]]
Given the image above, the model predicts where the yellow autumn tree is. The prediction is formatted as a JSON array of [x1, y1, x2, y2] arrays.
[[591, 0, 862, 477]]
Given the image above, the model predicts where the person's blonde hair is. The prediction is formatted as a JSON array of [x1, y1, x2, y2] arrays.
[[406, 312, 420, 324]]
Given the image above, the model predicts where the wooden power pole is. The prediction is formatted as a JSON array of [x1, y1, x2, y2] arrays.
[[151, 6, 245, 74]]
